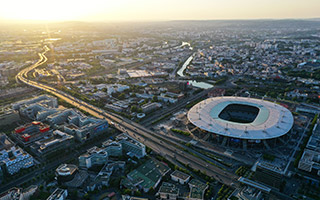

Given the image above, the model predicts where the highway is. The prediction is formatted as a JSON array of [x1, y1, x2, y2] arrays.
[[15, 47, 240, 186]]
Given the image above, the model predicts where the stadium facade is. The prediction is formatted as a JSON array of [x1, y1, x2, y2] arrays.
[[187, 97, 294, 149]]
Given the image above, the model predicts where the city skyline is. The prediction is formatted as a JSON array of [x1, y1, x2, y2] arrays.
[[0, 0, 320, 22]]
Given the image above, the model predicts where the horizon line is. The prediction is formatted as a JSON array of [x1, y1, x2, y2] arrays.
[[1, 17, 320, 24]]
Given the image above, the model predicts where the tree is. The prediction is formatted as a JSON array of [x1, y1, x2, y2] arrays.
[[83, 193, 90, 200], [148, 187, 155, 194], [131, 105, 138, 112], [123, 189, 132, 195], [118, 93, 125, 100], [152, 96, 158, 102], [134, 191, 142, 196]]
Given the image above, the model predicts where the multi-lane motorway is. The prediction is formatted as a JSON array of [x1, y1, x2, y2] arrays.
[[16, 48, 240, 186]]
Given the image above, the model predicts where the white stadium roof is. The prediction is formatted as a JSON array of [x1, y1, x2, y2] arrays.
[[187, 97, 294, 140]]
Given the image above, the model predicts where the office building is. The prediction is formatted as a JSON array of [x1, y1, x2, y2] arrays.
[[79, 146, 108, 168], [0, 145, 34, 175], [13, 121, 51, 146], [116, 133, 146, 159], [0, 107, 20, 126], [30, 130, 74, 157], [102, 139, 122, 157], [298, 122, 320, 176], [55, 164, 88, 188], [254, 162, 284, 189], [12, 95, 58, 110], [47, 109, 108, 142]]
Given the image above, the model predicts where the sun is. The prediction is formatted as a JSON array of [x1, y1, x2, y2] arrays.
[[0, 0, 114, 22]]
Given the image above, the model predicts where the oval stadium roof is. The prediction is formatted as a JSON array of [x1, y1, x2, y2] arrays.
[[187, 97, 294, 140]]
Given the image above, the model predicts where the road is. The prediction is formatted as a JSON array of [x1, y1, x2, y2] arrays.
[[140, 89, 209, 126], [15, 47, 240, 187]]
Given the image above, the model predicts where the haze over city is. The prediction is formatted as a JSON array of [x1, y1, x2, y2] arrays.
[[0, 1, 320, 200], [0, 0, 320, 22]]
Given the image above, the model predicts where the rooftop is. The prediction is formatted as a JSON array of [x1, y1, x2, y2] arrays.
[[171, 170, 191, 181], [188, 97, 294, 140], [238, 177, 271, 193], [126, 159, 170, 190], [159, 182, 179, 195]]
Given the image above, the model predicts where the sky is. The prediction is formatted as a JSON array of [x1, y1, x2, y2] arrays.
[[0, 0, 319, 22]]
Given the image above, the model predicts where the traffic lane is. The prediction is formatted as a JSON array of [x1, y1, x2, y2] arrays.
[[123, 126, 238, 183], [17, 52, 238, 186]]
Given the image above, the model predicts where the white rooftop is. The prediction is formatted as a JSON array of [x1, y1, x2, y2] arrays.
[[187, 97, 294, 140]]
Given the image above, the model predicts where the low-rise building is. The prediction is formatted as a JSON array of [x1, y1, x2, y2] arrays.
[[188, 179, 208, 200], [298, 122, 320, 176], [0, 107, 20, 126], [122, 159, 170, 192], [30, 130, 74, 157], [13, 121, 51, 146], [0, 186, 37, 200], [47, 109, 108, 142], [105, 104, 124, 113], [46, 188, 68, 200], [158, 182, 179, 200], [141, 102, 162, 113], [55, 164, 89, 188], [231, 186, 264, 200], [0, 146, 34, 175], [12, 95, 58, 110], [170, 170, 191, 184]]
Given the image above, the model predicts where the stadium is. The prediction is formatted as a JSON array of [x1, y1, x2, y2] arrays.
[[187, 97, 294, 149]]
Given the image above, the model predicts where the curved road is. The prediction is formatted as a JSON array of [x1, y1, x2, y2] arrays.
[[16, 47, 239, 186]]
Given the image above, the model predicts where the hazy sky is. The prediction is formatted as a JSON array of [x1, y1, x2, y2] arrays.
[[0, 0, 319, 22]]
